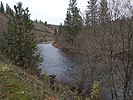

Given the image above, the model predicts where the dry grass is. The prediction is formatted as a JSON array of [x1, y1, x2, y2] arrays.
[[33, 23, 54, 43]]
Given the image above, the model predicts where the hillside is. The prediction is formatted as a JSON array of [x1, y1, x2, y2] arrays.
[[0, 13, 56, 49], [33, 23, 55, 43]]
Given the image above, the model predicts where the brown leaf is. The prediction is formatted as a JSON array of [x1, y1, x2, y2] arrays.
[[32, 79, 35, 82], [41, 89, 44, 93]]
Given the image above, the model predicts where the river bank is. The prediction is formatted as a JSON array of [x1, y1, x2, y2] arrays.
[[52, 42, 79, 53]]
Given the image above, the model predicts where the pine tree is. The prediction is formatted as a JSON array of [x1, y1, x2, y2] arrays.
[[64, 11, 72, 34], [6, 3, 11, 14], [53, 28, 58, 41], [99, 0, 110, 24], [2, 2, 42, 71], [86, 0, 98, 27], [68, 0, 83, 35], [64, 11, 72, 27], [58, 23, 63, 36], [0, 2, 4, 13], [64, 0, 83, 44], [54, 28, 57, 36], [44, 21, 47, 26], [34, 19, 37, 23]]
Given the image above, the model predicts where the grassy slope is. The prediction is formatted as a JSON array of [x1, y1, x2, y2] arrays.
[[0, 61, 42, 99], [0, 55, 55, 100], [0, 52, 83, 100]]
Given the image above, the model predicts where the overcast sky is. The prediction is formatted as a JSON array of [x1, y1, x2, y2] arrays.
[[1, 0, 88, 25]]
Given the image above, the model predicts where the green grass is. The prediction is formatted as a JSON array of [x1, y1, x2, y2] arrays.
[[0, 61, 43, 99]]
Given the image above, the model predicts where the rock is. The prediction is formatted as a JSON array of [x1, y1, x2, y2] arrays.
[[70, 86, 76, 92], [49, 75, 56, 84], [49, 75, 56, 90], [39, 74, 44, 80]]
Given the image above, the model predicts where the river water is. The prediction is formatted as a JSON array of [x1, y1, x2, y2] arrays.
[[37, 41, 81, 82]]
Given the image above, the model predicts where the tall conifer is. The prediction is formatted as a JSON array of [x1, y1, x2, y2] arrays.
[[6, 3, 11, 14], [99, 0, 110, 24], [86, 0, 98, 27], [64, 0, 83, 44], [2, 2, 42, 71], [0, 2, 4, 13]]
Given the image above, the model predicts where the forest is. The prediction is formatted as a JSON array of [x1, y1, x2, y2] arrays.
[[0, 0, 132, 100]]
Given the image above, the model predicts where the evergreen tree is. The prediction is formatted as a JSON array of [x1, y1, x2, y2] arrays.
[[54, 28, 57, 35], [64, 11, 72, 27], [86, 0, 98, 27], [64, 0, 83, 44], [58, 23, 63, 36], [99, 0, 110, 24], [5, 3, 14, 15], [2, 2, 42, 71], [64, 11, 72, 34], [39, 20, 42, 24], [44, 21, 47, 26], [6, 3, 10, 14], [0, 1, 4, 13], [34, 19, 37, 23], [53, 28, 58, 41]]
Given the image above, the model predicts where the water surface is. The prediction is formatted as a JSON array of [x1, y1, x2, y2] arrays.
[[37, 41, 80, 81]]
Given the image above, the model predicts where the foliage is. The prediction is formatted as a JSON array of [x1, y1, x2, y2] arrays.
[[62, 0, 83, 44], [54, 28, 57, 36], [34, 19, 37, 23], [45, 21, 47, 26], [58, 23, 65, 36], [0, 1, 4, 13], [0, 61, 41, 99], [2, 2, 42, 71], [86, 0, 98, 27], [53, 28, 58, 41], [99, 0, 111, 24], [6, 3, 13, 14], [91, 81, 100, 99]]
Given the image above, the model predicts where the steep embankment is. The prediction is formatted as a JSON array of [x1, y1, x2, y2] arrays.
[[52, 42, 79, 53]]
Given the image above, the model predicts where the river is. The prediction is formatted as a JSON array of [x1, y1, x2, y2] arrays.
[[37, 41, 81, 82]]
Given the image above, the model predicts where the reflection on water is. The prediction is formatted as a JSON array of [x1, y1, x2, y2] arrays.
[[37, 41, 80, 81]]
